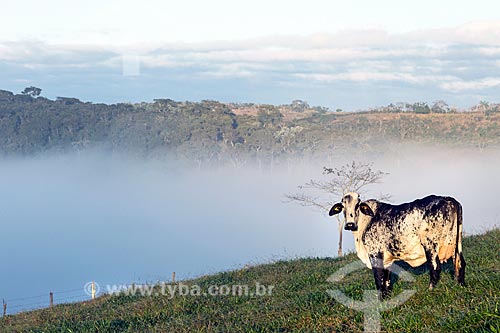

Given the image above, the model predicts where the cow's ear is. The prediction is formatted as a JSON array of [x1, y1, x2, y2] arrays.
[[359, 202, 374, 217], [329, 203, 344, 216]]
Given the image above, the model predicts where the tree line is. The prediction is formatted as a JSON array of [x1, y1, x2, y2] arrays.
[[1, 88, 500, 165]]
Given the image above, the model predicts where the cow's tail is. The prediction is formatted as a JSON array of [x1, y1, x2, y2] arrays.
[[453, 199, 466, 285]]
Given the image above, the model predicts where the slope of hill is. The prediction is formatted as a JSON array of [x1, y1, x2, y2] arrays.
[[2, 229, 499, 332], [2, 89, 500, 162]]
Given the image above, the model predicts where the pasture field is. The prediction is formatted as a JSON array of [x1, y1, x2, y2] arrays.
[[1, 229, 499, 332]]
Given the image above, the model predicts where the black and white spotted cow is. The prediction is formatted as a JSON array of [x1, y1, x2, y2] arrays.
[[329, 192, 466, 298]]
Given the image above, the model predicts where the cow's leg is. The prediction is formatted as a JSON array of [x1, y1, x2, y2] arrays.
[[383, 268, 391, 293], [454, 222, 466, 286], [370, 253, 389, 299], [425, 250, 441, 290], [455, 252, 466, 286]]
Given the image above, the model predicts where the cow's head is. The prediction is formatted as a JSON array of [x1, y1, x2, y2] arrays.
[[329, 192, 374, 231]]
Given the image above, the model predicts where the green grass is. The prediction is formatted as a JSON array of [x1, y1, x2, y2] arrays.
[[2, 229, 499, 332]]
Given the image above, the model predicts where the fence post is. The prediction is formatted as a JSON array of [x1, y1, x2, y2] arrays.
[[91, 281, 96, 300], [49, 292, 53, 307], [2, 299, 6, 317], [172, 272, 176, 283]]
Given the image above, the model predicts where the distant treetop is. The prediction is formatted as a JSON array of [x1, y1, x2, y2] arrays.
[[21, 86, 42, 98]]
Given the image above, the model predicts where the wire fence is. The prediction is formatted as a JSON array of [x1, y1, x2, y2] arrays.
[[2, 286, 91, 315], [2, 273, 178, 316]]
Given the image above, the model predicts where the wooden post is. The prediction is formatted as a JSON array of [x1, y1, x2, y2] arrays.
[[2, 299, 6, 317], [49, 292, 53, 307], [172, 272, 176, 283], [91, 281, 96, 300]]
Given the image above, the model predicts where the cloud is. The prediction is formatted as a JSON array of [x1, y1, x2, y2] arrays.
[[440, 78, 500, 92], [199, 64, 258, 79], [2, 21, 500, 108], [294, 72, 459, 85], [477, 47, 500, 56]]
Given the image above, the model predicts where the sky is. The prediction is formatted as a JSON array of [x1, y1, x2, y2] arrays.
[[1, 0, 500, 109]]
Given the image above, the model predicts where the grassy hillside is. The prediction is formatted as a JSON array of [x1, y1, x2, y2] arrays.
[[2, 229, 499, 332]]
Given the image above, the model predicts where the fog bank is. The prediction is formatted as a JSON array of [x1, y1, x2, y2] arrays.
[[0, 147, 498, 311]]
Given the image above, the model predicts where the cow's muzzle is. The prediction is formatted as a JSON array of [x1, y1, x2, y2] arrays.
[[345, 222, 358, 231]]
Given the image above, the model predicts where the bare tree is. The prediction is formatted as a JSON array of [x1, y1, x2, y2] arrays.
[[285, 161, 389, 256]]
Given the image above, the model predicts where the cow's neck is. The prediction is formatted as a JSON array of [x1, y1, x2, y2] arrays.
[[351, 200, 378, 267], [352, 216, 371, 248], [354, 200, 378, 236]]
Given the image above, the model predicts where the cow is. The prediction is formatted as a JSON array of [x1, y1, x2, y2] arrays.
[[329, 192, 466, 299]]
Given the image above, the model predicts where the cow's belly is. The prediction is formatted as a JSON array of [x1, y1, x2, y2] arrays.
[[384, 239, 427, 268], [398, 246, 427, 267], [357, 233, 427, 268]]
